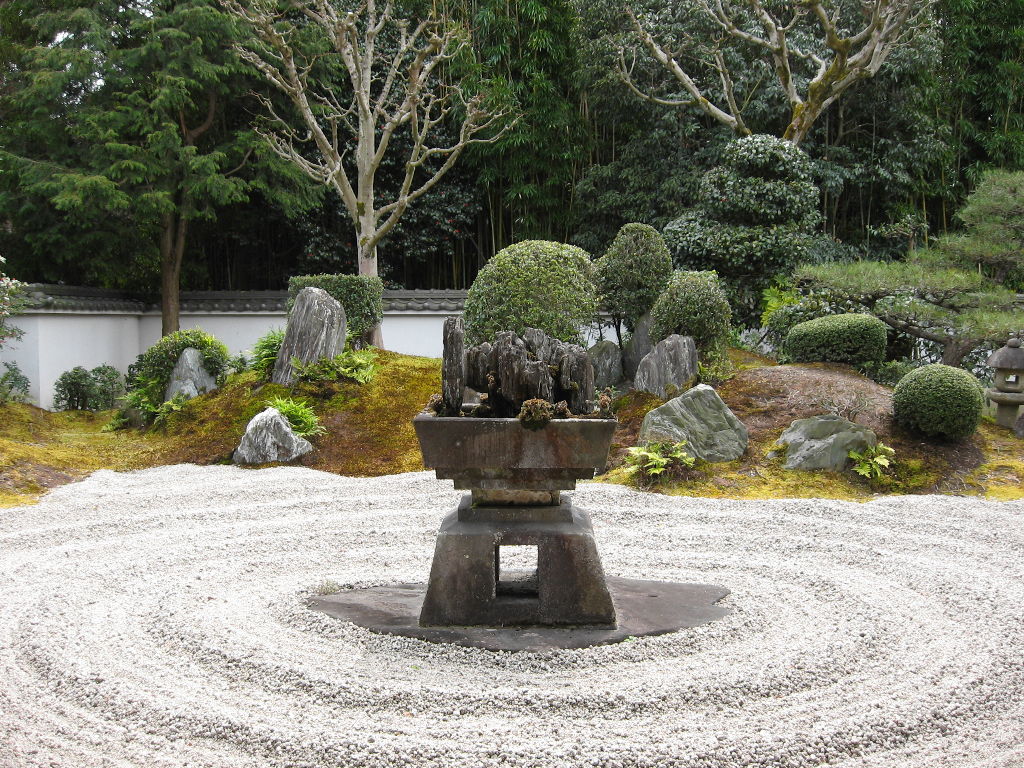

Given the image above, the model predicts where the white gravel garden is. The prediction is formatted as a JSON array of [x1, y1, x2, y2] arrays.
[[2, 464, 1023, 767]]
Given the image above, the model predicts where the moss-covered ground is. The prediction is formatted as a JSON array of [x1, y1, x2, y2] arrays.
[[1, 347, 1021, 507]]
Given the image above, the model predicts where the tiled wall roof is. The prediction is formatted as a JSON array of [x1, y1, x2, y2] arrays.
[[22, 284, 467, 313]]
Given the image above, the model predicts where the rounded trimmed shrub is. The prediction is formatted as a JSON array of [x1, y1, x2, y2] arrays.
[[126, 328, 229, 408], [649, 270, 732, 356], [783, 313, 887, 366], [595, 223, 673, 333], [463, 240, 597, 345], [892, 364, 984, 440]]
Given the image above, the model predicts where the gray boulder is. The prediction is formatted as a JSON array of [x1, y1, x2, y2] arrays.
[[588, 339, 624, 390], [634, 335, 698, 399], [622, 313, 654, 380], [1014, 411, 1023, 439], [164, 347, 216, 402], [639, 384, 747, 462], [272, 287, 346, 386], [777, 415, 877, 471], [233, 407, 313, 465]]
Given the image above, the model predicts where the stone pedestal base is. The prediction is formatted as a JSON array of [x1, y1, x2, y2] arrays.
[[987, 389, 1024, 428], [418, 495, 616, 627]]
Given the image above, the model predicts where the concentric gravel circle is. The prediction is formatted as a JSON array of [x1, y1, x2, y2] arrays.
[[1, 465, 1022, 768]]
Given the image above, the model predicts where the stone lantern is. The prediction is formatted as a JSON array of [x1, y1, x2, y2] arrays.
[[986, 337, 1024, 428]]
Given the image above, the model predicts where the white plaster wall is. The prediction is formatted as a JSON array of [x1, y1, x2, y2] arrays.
[[1, 309, 451, 411], [139, 313, 288, 357], [380, 313, 450, 358], [0, 313, 141, 409]]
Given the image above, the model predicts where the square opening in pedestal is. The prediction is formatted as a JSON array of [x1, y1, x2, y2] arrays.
[[495, 545, 539, 598]]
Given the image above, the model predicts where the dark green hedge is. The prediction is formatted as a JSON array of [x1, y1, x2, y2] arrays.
[[783, 313, 887, 366], [287, 274, 384, 341], [892, 364, 984, 440]]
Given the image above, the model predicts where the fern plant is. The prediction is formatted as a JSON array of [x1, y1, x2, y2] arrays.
[[848, 442, 895, 480], [291, 349, 377, 385], [265, 396, 326, 437], [624, 441, 695, 487]]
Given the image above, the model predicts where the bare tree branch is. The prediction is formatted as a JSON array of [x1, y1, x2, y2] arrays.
[[222, 0, 513, 311], [621, 0, 933, 144]]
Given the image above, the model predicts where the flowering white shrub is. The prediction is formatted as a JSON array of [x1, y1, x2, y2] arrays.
[[0, 255, 26, 349]]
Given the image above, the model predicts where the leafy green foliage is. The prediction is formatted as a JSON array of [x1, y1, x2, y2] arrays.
[[291, 349, 377, 385], [859, 359, 923, 387], [463, 240, 597, 345], [250, 328, 285, 379], [848, 442, 896, 481], [0, 255, 25, 349], [264, 396, 325, 438], [650, 270, 732, 362], [0, 361, 29, 404], [287, 275, 384, 342], [783, 314, 888, 367], [126, 329, 229, 415], [624, 441, 695, 488], [664, 136, 822, 324], [595, 223, 673, 342], [53, 364, 124, 411], [153, 393, 190, 428], [935, 170, 1024, 288], [892, 364, 984, 440], [0, 0, 260, 332], [794, 256, 1023, 366]]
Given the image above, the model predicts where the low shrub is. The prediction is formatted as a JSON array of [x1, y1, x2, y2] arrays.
[[892, 363, 984, 440], [251, 328, 285, 379], [265, 396, 325, 437], [125, 329, 229, 418], [463, 240, 597, 345], [783, 313, 887, 366], [287, 274, 384, 343], [595, 223, 673, 337], [649, 270, 732, 361], [53, 365, 124, 411], [0, 361, 29, 404]]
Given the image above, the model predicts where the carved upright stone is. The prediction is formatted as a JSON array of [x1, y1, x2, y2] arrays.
[[588, 340, 624, 390], [164, 347, 216, 401], [272, 287, 346, 386], [441, 317, 465, 415], [233, 407, 313, 465], [634, 334, 699, 399], [622, 313, 654, 380]]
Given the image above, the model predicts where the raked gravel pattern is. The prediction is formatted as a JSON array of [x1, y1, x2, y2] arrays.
[[1, 464, 1023, 768]]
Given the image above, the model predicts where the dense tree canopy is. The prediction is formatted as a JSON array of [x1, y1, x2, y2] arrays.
[[0, 0, 1020, 327]]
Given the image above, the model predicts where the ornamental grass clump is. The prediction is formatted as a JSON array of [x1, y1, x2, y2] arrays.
[[892, 364, 984, 440], [783, 313, 887, 366], [463, 240, 597, 345]]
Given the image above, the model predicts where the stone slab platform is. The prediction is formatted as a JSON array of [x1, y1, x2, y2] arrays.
[[307, 577, 731, 652]]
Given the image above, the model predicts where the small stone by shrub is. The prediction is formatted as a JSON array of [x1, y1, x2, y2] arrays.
[[463, 240, 597, 345], [892, 363, 984, 440], [783, 313, 887, 367], [649, 270, 732, 361], [287, 274, 383, 342]]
